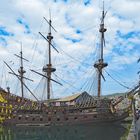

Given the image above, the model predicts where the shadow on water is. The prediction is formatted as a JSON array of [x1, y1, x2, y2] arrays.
[[0, 123, 126, 140]]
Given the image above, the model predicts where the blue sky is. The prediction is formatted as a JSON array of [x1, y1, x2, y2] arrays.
[[0, 0, 140, 100]]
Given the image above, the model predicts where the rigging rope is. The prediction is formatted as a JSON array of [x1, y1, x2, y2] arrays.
[[109, 69, 137, 85], [53, 73, 79, 90], [0, 63, 4, 86], [52, 23, 100, 69], [52, 41, 92, 67], [105, 70, 130, 89], [50, 82, 54, 99], [88, 77, 95, 94], [52, 67, 94, 96], [61, 48, 91, 66]]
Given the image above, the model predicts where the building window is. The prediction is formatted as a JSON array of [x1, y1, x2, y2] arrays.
[[74, 117, 77, 120], [65, 117, 68, 121], [89, 109, 92, 112], [94, 115, 97, 118], [70, 110, 73, 113], [32, 118, 35, 121], [84, 116, 87, 118], [18, 117, 21, 120], [40, 118, 43, 121], [48, 117, 51, 121], [57, 118, 60, 121]]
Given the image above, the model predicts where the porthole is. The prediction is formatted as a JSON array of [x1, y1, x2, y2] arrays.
[[74, 117, 77, 120], [94, 115, 97, 118], [65, 117, 68, 121], [57, 118, 60, 121], [48, 117, 51, 121]]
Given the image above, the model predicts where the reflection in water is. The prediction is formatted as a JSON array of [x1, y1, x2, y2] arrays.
[[0, 123, 126, 140]]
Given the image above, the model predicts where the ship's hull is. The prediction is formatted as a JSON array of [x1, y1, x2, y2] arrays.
[[3, 106, 129, 126]]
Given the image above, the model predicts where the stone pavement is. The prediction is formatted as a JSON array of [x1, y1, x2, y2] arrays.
[[127, 119, 140, 140]]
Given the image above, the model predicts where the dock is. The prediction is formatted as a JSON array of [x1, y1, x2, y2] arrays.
[[127, 119, 140, 140]]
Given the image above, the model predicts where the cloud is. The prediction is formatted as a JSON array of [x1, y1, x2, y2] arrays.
[[17, 18, 31, 34], [0, 26, 14, 36], [64, 36, 82, 43], [0, 37, 7, 46], [84, 0, 91, 6]]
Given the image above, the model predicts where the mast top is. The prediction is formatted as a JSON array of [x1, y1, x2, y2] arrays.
[[99, 1, 107, 33]]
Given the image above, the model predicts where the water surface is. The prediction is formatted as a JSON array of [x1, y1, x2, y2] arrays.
[[0, 123, 126, 140]]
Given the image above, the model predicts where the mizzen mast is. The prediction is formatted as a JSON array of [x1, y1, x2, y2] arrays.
[[94, 3, 108, 97]]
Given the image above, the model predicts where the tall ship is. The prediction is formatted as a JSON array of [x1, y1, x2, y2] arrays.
[[2, 6, 138, 126]]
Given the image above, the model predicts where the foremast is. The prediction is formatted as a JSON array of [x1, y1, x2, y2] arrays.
[[94, 4, 108, 97]]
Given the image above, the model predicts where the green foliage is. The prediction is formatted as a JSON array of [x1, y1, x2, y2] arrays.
[[120, 122, 132, 140]]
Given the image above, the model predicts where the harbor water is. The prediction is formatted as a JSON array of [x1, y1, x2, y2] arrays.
[[0, 123, 130, 140]]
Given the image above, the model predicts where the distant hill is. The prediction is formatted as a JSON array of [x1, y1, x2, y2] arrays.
[[104, 92, 127, 98]]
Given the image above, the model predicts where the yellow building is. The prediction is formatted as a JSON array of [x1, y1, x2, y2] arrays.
[[0, 91, 12, 123]]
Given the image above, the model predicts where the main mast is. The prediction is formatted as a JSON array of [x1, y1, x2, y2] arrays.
[[94, 3, 108, 97], [42, 19, 56, 100]]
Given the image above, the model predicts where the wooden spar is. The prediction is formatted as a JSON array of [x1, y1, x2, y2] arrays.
[[9, 72, 33, 82], [30, 69, 62, 86], [14, 45, 26, 99], [4, 44, 36, 101], [40, 15, 58, 100], [47, 19, 53, 100], [43, 17, 57, 32], [20, 46, 24, 99], [94, 2, 108, 97], [4, 61, 39, 101], [14, 45, 33, 99], [39, 32, 59, 53]]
